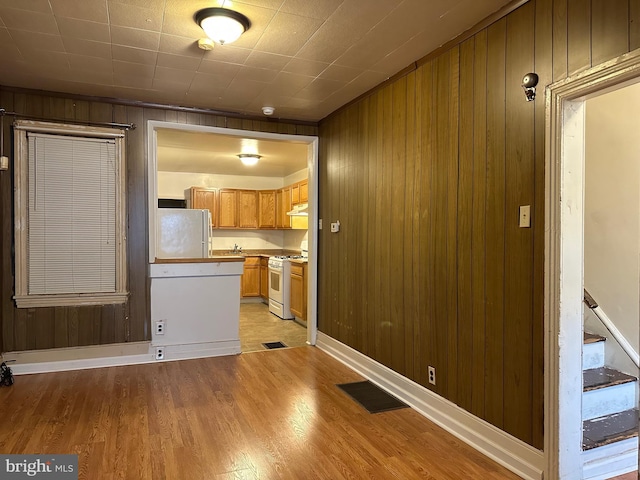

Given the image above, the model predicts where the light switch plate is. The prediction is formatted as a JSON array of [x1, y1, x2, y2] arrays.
[[519, 205, 531, 228]]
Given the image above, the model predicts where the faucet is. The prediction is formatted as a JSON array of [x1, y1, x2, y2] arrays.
[[231, 243, 242, 254]]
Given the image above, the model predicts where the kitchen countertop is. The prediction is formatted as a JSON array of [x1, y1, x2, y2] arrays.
[[209, 249, 301, 257], [153, 256, 245, 264], [289, 258, 308, 264]]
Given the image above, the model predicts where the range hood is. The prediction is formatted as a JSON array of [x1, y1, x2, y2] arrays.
[[287, 203, 308, 216]]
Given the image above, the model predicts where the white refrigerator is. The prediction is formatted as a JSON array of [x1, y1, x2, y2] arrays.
[[156, 208, 211, 258]]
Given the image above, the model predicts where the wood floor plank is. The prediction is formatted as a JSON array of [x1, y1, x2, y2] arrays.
[[0, 348, 522, 479]]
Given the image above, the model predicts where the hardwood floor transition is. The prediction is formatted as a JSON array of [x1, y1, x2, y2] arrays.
[[0, 347, 523, 479], [240, 302, 307, 353]]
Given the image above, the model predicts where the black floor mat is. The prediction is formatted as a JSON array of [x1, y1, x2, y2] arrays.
[[337, 380, 408, 413], [262, 341, 287, 349]]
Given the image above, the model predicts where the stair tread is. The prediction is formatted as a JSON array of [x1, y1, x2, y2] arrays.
[[584, 332, 606, 344], [583, 367, 637, 391], [583, 409, 639, 450]]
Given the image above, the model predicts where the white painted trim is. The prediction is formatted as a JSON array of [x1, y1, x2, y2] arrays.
[[582, 437, 638, 480], [146, 120, 319, 348], [316, 332, 544, 480], [5, 340, 240, 375]]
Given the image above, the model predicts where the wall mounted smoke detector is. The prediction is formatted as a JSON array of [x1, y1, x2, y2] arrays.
[[262, 106, 275, 116], [197, 38, 215, 51]]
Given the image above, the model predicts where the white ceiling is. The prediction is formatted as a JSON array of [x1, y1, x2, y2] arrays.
[[0, 0, 513, 122], [157, 128, 309, 177]]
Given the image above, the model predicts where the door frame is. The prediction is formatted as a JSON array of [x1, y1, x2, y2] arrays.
[[545, 48, 640, 478], [146, 121, 319, 346]]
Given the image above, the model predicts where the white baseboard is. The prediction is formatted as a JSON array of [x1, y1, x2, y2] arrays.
[[582, 437, 638, 480], [5, 340, 240, 375], [316, 332, 544, 480]]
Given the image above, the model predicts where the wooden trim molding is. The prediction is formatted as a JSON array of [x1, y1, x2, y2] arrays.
[[317, 332, 544, 480]]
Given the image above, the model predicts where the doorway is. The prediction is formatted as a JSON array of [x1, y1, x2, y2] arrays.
[[545, 50, 640, 479], [146, 121, 319, 350]]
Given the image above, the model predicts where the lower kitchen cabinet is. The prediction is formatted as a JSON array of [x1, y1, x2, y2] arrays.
[[241, 256, 261, 297], [260, 257, 269, 301], [289, 262, 307, 320]]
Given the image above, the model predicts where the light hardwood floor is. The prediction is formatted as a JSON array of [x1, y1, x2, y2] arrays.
[[239, 302, 307, 352], [0, 347, 523, 479]]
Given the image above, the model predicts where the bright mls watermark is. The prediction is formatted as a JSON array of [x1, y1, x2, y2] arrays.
[[0, 455, 77, 479]]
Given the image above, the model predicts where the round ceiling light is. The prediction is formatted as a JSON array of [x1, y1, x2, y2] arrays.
[[195, 8, 251, 45], [238, 153, 261, 166]]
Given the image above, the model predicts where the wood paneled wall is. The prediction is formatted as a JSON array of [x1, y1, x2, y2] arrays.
[[0, 89, 316, 353], [318, 0, 638, 449]]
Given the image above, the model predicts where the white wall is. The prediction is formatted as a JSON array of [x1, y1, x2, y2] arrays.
[[585, 82, 640, 373], [284, 168, 308, 186]]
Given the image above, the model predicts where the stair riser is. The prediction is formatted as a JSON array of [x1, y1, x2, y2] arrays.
[[583, 341, 605, 370], [583, 382, 637, 421]]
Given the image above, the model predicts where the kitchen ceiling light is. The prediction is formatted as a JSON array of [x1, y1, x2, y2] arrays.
[[238, 153, 261, 166], [195, 8, 251, 45]]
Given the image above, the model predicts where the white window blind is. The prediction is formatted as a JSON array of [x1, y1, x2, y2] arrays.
[[27, 133, 117, 295]]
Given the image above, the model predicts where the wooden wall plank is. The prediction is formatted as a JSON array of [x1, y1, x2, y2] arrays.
[[567, 0, 592, 75], [390, 77, 407, 375], [591, 0, 630, 66], [457, 38, 475, 412], [446, 47, 460, 403], [403, 71, 417, 379], [379, 86, 393, 368], [503, 1, 536, 445], [433, 52, 451, 397], [358, 97, 371, 358], [410, 68, 423, 383], [0, 90, 14, 353], [365, 93, 379, 360], [484, 18, 507, 429], [631, 0, 640, 50], [471, 29, 488, 420], [533, 0, 554, 449], [553, 0, 568, 81]]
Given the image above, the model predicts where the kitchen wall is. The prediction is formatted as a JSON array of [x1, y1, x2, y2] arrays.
[[0, 89, 316, 353], [317, 0, 640, 450], [584, 82, 640, 376], [158, 169, 309, 251]]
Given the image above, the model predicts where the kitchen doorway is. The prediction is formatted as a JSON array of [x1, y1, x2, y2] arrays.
[[146, 121, 319, 349]]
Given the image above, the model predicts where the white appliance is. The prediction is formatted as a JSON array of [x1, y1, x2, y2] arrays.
[[268, 239, 309, 320], [268, 256, 294, 319], [156, 208, 211, 259]]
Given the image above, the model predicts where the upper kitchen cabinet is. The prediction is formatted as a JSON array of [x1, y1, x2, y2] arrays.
[[238, 190, 258, 228], [258, 190, 277, 228], [276, 187, 292, 229], [189, 187, 217, 227], [218, 189, 238, 228], [291, 179, 308, 205]]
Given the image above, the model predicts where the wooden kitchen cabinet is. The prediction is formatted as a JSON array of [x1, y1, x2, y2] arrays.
[[238, 190, 258, 228], [241, 256, 261, 297], [291, 183, 300, 205], [276, 187, 292, 229], [189, 187, 217, 227], [289, 262, 307, 320], [298, 179, 308, 203], [258, 190, 276, 228], [218, 189, 238, 228], [260, 256, 269, 301]]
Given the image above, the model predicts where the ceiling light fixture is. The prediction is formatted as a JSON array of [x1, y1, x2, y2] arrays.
[[238, 153, 261, 166], [195, 8, 251, 45]]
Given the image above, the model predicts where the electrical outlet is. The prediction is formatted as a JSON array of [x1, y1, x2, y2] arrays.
[[155, 347, 164, 361], [428, 366, 436, 385], [155, 320, 165, 335]]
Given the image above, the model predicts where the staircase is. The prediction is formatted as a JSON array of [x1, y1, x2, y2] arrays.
[[582, 332, 639, 479]]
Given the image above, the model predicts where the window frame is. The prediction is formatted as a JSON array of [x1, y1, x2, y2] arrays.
[[13, 120, 128, 308]]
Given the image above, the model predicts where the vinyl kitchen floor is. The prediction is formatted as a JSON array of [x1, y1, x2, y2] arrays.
[[239, 302, 307, 352]]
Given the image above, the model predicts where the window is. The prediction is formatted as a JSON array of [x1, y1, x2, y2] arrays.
[[13, 120, 128, 307]]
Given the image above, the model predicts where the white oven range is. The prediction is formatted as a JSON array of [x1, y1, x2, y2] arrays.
[[268, 256, 294, 319]]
